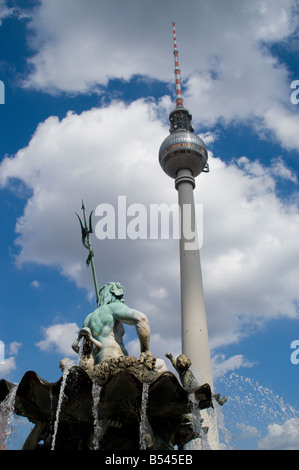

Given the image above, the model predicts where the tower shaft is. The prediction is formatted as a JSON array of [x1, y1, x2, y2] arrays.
[[176, 169, 213, 387]]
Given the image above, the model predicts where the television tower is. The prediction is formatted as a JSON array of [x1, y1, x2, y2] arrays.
[[159, 23, 213, 388]]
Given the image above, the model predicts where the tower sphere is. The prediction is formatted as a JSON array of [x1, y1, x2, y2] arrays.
[[159, 22, 208, 179], [159, 120, 208, 179]]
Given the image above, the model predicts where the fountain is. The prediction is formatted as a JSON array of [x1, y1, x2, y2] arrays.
[[139, 383, 150, 450], [51, 359, 75, 450], [0, 385, 17, 449], [91, 381, 103, 450], [3, 359, 298, 450], [0, 201, 297, 450], [214, 372, 299, 450], [0, 281, 219, 451], [0, 201, 221, 451]]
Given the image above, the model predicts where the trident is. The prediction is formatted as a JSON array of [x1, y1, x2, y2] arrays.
[[75, 200, 100, 307]]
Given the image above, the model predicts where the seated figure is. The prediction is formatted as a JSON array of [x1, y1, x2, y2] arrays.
[[165, 353, 199, 391], [72, 282, 167, 373]]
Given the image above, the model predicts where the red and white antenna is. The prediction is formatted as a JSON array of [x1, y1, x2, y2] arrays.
[[172, 22, 183, 107]]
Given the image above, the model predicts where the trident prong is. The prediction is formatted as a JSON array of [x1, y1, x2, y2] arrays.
[[76, 200, 100, 307]]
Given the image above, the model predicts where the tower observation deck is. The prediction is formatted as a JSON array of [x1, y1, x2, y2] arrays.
[[159, 23, 209, 180]]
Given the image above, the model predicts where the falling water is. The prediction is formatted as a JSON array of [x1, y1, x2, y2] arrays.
[[184, 393, 210, 450], [139, 382, 149, 450], [0, 386, 17, 450], [214, 373, 299, 450], [91, 381, 102, 450], [212, 399, 233, 449], [51, 359, 74, 450], [77, 337, 84, 365], [49, 389, 54, 422]]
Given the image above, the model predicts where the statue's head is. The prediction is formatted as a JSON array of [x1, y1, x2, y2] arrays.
[[176, 354, 191, 371], [98, 282, 125, 306]]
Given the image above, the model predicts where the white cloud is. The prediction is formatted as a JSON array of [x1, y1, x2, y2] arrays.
[[7, 342, 22, 356], [213, 354, 256, 378], [269, 156, 298, 183], [0, 1, 31, 25], [258, 418, 299, 450], [263, 106, 299, 151], [30, 280, 41, 289], [0, 0, 14, 25], [0, 342, 22, 378], [35, 323, 79, 357], [23, 0, 298, 93], [236, 423, 259, 440], [0, 356, 17, 377], [19, 0, 299, 152], [200, 154, 299, 347], [0, 99, 299, 358]]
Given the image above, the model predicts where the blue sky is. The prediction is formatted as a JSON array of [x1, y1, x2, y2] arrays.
[[1, 0, 299, 450]]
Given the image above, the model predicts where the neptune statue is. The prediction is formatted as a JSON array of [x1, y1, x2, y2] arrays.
[[72, 282, 158, 368]]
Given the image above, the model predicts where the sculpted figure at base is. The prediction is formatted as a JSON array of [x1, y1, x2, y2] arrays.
[[74, 282, 155, 366], [165, 352, 227, 406], [165, 353, 199, 392]]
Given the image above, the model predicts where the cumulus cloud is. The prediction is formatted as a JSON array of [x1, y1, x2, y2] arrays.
[[236, 423, 259, 441], [0, 0, 31, 25], [30, 280, 42, 289], [200, 153, 299, 347], [0, 356, 17, 377], [35, 323, 79, 356], [0, 342, 22, 378], [0, 99, 298, 360], [213, 354, 256, 378], [7, 342, 22, 356], [22, 0, 298, 92], [258, 418, 299, 450], [263, 106, 299, 151], [19, 0, 299, 152], [0, 0, 15, 25]]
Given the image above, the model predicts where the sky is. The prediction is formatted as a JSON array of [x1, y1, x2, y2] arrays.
[[0, 0, 299, 450]]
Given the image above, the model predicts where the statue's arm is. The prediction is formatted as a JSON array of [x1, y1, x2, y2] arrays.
[[130, 309, 151, 354], [165, 353, 177, 370], [89, 336, 103, 354], [72, 338, 79, 353], [112, 304, 151, 354]]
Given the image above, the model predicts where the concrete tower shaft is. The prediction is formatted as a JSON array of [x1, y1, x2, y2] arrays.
[[176, 168, 212, 386]]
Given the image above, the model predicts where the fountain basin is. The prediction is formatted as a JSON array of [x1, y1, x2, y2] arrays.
[[0, 359, 212, 450]]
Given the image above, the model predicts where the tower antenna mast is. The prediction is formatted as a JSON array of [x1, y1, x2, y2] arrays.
[[172, 22, 183, 108]]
